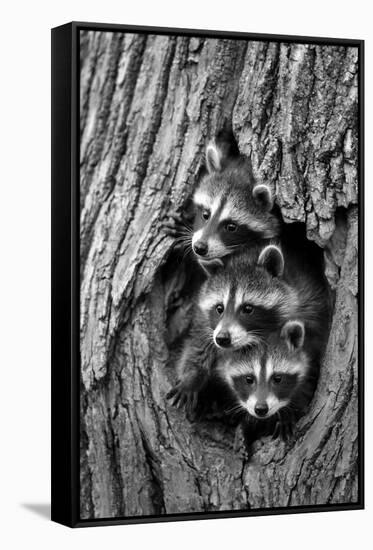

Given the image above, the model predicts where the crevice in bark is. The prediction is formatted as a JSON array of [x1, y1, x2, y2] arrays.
[[106, 413, 126, 517], [79, 391, 95, 519], [138, 421, 166, 515]]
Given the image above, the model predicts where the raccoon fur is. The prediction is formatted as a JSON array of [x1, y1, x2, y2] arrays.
[[167, 241, 330, 416], [166, 306, 218, 415], [191, 138, 281, 271], [216, 319, 324, 453], [198, 242, 331, 352]]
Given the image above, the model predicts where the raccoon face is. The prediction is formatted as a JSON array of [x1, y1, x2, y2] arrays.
[[220, 321, 308, 419], [191, 142, 279, 265], [210, 295, 283, 350], [199, 245, 295, 350]]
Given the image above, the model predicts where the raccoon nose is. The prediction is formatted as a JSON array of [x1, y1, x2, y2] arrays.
[[255, 404, 269, 417], [193, 241, 208, 256], [215, 332, 231, 348]]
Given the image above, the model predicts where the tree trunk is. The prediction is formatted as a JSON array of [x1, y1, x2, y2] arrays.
[[79, 31, 359, 519]]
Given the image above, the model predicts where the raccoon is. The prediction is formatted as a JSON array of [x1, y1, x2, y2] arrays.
[[217, 321, 314, 420], [198, 243, 330, 352], [216, 319, 322, 450], [164, 133, 280, 268], [191, 140, 280, 271]]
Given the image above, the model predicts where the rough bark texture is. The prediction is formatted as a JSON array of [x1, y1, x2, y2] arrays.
[[79, 31, 359, 519]]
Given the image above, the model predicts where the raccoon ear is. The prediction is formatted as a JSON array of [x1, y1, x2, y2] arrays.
[[281, 321, 305, 351], [252, 184, 273, 212], [206, 142, 223, 173], [258, 245, 284, 277]]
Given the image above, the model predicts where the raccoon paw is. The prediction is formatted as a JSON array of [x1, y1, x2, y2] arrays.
[[166, 382, 199, 416], [162, 211, 192, 239], [272, 417, 294, 442]]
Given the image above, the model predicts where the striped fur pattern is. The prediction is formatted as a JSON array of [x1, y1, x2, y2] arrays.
[[198, 242, 330, 353], [216, 320, 314, 421], [191, 141, 280, 268], [198, 245, 299, 350]]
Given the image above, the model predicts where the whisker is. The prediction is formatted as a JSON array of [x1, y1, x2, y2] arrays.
[[181, 245, 193, 262], [224, 405, 245, 417], [177, 220, 193, 232], [226, 244, 243, 251], [172, 238, 192, 247], [172, 232, 193, 241], [225, 403, 244, 415], [175, 226, 193, 234]]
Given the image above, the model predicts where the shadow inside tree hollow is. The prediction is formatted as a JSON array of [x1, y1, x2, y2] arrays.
[[21, 503, 50, 520]]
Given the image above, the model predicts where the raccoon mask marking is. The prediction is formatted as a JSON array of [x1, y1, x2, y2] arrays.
[[191, 141, 280, 266], [218, 320, 309, 419], [198, 244, 298, 350]]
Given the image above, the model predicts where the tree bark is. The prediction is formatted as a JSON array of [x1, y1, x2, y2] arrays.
[[79, 31, 359, 519]]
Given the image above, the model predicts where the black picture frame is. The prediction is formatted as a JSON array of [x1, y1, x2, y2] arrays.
[[51, 21, 365, 528]]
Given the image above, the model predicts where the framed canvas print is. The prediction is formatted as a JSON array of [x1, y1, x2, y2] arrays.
[[51, 21, 364, 527]]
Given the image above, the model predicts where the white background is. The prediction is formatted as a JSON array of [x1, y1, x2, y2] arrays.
[[0, 0, 370, 547]]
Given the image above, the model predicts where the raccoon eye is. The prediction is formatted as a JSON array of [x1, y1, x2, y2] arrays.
[[242, 304, 254, 315], [202, 209, 210, 221], [225, 222, 237, 232], [245, 375, 255, 385], [215, 303, 224, 315], [272, 374, 283, 385]]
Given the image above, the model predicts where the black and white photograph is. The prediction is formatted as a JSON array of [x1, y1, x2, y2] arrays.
[[2, 0, 373, 547], [75, 24, 363, 522]]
